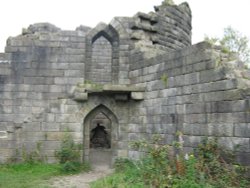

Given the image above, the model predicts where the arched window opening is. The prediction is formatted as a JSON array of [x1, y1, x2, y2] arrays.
[[89, 36, 112, 84]]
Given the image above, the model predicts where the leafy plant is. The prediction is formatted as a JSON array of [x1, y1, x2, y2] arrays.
[[130, 135, 174, 187], [55, 131, 88, 173], [194, 138, 248, 188], [92, 135, 250, 188]]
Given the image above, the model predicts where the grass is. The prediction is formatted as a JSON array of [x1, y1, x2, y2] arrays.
[[0, 132, 91, 188], [0, 163, 61, 188], [91, 170, 145, 188], [91, 159, 144, 188]]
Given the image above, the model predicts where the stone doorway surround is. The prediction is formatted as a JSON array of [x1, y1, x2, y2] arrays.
[[77, 84, 145, 166], [83, 104, 118, 167]]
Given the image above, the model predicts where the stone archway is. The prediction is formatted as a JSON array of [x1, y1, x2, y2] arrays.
[[83, 104, 118, 168]]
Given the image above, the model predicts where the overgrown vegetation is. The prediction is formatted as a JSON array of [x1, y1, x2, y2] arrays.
[[55, 131, 90, 173], [91, 135, 250, 188], [205, 26, 250, 65]]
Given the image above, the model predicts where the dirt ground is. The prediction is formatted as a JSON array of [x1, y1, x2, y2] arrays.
[[48, 165, 113, 188]]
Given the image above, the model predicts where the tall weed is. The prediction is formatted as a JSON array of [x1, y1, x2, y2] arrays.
[[55, 131, 89, 173], [93, 135, 249, 188]]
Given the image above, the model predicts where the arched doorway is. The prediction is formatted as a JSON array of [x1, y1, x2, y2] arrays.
[[83, 105, 118, 168], [90, 112, 111, 149]]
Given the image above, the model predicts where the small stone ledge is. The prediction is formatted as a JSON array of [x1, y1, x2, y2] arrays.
[[73, 84, 145, 101], [103, 84, 145, 93]]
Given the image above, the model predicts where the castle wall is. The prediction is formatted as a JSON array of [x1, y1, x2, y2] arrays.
[[129, 42, 250, 165], [0, 24, 88, 162], [0, 1, 249, 166], [0, 20, 132, 163]]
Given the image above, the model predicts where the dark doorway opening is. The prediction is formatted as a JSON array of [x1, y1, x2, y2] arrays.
[[90, 112, 111, 148]]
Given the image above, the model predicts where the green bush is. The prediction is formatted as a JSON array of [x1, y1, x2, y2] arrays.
[[194, 138, 249, 188], [133, 137, 174, 187], [55, 131, 88, 173], [92, 136, 250, 188]]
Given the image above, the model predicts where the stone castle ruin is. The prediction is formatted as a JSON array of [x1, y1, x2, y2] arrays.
[[0, 1, 249, 167]]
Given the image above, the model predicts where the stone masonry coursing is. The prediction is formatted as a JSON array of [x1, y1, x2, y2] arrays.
[[0, 1, 249, 166]]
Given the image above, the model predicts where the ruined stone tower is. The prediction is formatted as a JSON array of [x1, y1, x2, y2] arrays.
[[0, 1, 249, 167]]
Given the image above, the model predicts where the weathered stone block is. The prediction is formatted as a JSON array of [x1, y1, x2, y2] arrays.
[[44, 114, 55, 122], [183, 114, 207, 124], [128, 124, 145, 133], [55, 114, 77, 123], [117, 150, 128, 158], [181, 123, 208, 136], [43, 141, 61, 150], [60, 123, 81, 132], [22, 132, 46, 141], [219, 137, 250, 151], [184, 72, 200, 85], [160, 88, 177, 97], [185, 103, 206, 114], [64, 70, 83, 77], [0, 131, 8, 139], [41, 123, 60, 131], [207, 123, 234, 137], [234, 123, 250, 137], [74, 92, 88, 101], [183, 135, 203, 147], [131, 92, 144, 100], [23, 122, 41, 131], [45, 132, 64, 141], [200, 69, 226, 83], [236, 152, 250, 165]]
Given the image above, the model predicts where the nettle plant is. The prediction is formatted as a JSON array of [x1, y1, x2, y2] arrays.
[[128, 133, 249, 188]]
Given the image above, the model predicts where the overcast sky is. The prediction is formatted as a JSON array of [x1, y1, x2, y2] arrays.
[[0, 0, 250, 52]]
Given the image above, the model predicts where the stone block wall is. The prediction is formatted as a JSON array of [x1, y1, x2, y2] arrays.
[[0, 18, 132, 163], [0, 23, 89, 162], [128, 2, 191, 60], [129, 42, 250, 165], [0, 1, 249, 166]]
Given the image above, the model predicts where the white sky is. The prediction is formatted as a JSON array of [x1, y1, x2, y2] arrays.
[[0, 0, 250, 52]]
